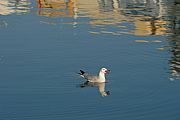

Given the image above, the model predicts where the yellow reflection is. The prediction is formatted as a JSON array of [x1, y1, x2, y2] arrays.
[[132, 18, 169, 36], [0, 0, 30, 15], [36, 0, 169, 36], [135, 40, 162, 43], [37, 0, 74, 17], [74, 0, 168, 36]]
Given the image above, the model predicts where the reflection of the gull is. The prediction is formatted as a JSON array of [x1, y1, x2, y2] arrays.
[[0, 0, 30, 15], [78, 81, 110, 97]]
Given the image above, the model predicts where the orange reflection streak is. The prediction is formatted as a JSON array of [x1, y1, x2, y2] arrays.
[[37, 0, 74, 17]]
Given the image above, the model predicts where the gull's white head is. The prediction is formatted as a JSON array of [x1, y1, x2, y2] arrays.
[[100, 68, 110, 74]]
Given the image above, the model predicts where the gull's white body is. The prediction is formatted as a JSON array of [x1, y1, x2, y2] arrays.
[[79, 68, 110, 83]]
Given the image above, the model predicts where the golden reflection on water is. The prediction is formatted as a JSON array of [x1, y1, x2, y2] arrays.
[[37, 0, 74, 17], [0, 0, 31, 15], [135, 40, 162, 43], [0, 0, 173, 36], [36, 0, 170, 36]]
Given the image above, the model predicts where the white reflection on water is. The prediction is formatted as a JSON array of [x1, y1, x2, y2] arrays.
[[78, 81, 110, 97], [0, 0, 31, 15]]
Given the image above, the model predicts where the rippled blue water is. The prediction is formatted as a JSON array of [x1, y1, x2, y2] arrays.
[[0, 0, 180, 120]]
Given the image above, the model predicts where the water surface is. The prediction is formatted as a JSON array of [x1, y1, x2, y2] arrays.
[[0, 0, 180, 120]]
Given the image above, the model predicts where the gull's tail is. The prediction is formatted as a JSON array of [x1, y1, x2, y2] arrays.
[[78, 70, 86, 78], [78, 70, 85, 75]]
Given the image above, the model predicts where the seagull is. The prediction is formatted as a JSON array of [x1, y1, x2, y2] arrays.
[[78, 68, 110, 83]]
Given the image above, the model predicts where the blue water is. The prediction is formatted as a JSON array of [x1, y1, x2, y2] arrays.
[[0, 0, 180, 120]]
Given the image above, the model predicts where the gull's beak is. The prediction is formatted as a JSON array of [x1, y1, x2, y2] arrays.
[[105, 69, 110, 74]]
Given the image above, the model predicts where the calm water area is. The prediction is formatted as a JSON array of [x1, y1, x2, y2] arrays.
[[0, 0, 180, 120]]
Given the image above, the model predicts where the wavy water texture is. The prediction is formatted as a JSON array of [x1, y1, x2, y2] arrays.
[[0, 0, 180, 120]]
